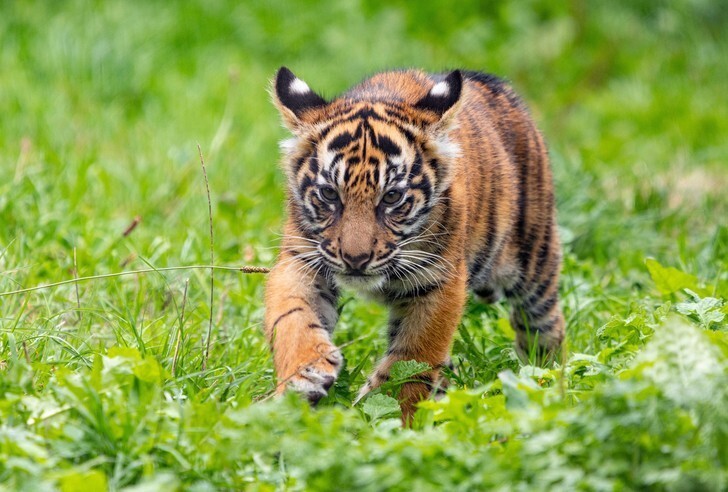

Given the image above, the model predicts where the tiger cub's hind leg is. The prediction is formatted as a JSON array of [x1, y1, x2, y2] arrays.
[[506, 262, 565, 364], [472, 284, 503, 304]]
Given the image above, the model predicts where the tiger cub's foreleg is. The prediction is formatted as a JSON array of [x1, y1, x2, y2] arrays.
[[357, 266, 467, 423], [264, 252, 341, 404]]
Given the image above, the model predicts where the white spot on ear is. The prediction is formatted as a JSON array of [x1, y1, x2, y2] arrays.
[[430, 81, 450, 97], [289, 77, 311, 94]]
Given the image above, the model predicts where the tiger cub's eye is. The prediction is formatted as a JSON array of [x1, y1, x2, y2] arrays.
[[320, 186, 339, 202], [382, 190, 403, 205]]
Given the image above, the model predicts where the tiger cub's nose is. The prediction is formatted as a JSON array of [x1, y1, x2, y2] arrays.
[[341, 251, 373, 272]]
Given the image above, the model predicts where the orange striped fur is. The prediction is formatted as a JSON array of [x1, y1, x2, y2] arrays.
[[265, 67, 564, 421]]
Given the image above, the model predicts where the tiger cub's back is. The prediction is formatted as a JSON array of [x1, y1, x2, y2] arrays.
[[457, 70, 564, 355]]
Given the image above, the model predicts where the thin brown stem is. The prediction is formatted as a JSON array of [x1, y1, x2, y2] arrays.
[[199, 145, 215, 372], [0, 265, 269, 299]]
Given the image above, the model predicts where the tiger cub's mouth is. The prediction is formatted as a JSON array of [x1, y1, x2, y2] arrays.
[[334, 272, 387, 291]]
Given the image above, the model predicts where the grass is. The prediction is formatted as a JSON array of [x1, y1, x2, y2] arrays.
[[1, 0, 727, 490]]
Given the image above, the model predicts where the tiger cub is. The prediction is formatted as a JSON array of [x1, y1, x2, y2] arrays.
[[264, 67, 564, 420]]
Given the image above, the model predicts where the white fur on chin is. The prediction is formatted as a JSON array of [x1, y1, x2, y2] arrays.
[[335, 273, 386, 292]]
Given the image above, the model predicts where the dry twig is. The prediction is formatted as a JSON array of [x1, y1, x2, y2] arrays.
[[122, 215, 141, 237]]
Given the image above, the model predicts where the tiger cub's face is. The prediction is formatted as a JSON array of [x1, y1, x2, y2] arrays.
[[273, 68, 462, 291]]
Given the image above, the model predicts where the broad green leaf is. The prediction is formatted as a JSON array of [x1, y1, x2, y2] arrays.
[[361, 394, 401, 420], [59, 470, 107, 492], [0, 426, 49, 460], [496, 317, 515, 339], [120, 472, 179, 491], [418, 385, 494, 425], [108, 346, 142, 360], [389, 360, 431, 382], [645, 258, 708, 296], [675, 289, 725, 330], [635, 317, 728, 407], [499, 370, 541, 409], [133, 357, 163, 383], [90, 353, 103, 391]]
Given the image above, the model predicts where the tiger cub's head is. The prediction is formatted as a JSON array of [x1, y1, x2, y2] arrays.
[[273, 67, 462, 291]]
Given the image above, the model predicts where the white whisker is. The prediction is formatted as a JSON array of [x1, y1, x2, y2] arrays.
[[398, 258, 440, 286], [275, 233, 320, 245], [398, 256, 450, 278], [399, 250, 455, 273], [396, 259, 426, 291]]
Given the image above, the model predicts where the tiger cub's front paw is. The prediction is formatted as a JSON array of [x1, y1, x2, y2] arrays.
[[277, 337, 342, 405]]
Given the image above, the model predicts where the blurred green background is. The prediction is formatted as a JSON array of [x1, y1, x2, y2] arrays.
[[1, 1, 727, 490], [2, 0, 726, 271], [1, 0, 726, 269]]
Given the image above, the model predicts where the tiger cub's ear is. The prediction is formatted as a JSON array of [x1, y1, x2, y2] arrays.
[[273, 67, 328, 133], [414, 70, 463, 124], [415, 71, 463, 161]]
